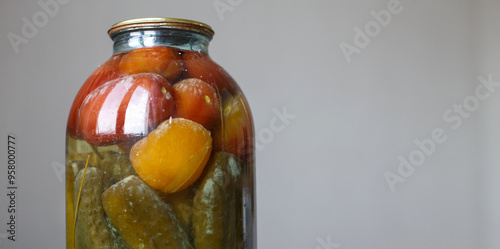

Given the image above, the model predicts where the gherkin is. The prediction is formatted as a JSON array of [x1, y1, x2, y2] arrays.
[[102, 176, 193, 249], [73, 167, 120, 249], [193, 152, 242, 249]]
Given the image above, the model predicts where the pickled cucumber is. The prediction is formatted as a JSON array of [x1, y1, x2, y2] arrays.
[[161, 186, 195, 241], [102, 176, 193, 249], [193, 152, 242, 249], [225, 153, 242, 249], [98, 151, 137, 187], [73, 167, 118, 249], [105, 216, 129, 249]]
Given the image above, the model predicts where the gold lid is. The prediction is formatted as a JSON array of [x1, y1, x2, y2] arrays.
[[108, 17, 214, 38]]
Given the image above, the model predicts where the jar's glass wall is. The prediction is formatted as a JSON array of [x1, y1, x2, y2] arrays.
[[66, 21, 255, 249], [111, 29, 211, 54]]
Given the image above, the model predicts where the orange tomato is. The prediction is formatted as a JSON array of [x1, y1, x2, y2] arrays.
[[130, 118, 212, 193], [78, 73, 174, 146], [213, 92, 253, 158]]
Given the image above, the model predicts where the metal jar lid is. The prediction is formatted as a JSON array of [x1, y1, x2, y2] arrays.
[[108, 17, 214, 39]]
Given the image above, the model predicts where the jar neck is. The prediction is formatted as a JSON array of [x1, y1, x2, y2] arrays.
[[111, 29, 211, 54]]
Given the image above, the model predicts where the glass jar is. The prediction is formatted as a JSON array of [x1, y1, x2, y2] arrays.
[[66, 17, 255, 249]]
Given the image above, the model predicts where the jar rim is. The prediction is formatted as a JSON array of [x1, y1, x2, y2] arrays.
[[108, 17, 214, 39]]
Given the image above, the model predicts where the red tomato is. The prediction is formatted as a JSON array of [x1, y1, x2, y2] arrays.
[[182, 51, 238, 92], [78, 73, 175, 146], [172, 78, 220, 129], [119, 46, 184, 82], [67, 54, 123, 137]]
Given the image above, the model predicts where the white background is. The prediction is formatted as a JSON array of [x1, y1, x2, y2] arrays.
[[1, 0, 500, 248]]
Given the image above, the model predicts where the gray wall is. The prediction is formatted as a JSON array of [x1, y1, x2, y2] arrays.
[[1, 0, 500, 248]]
